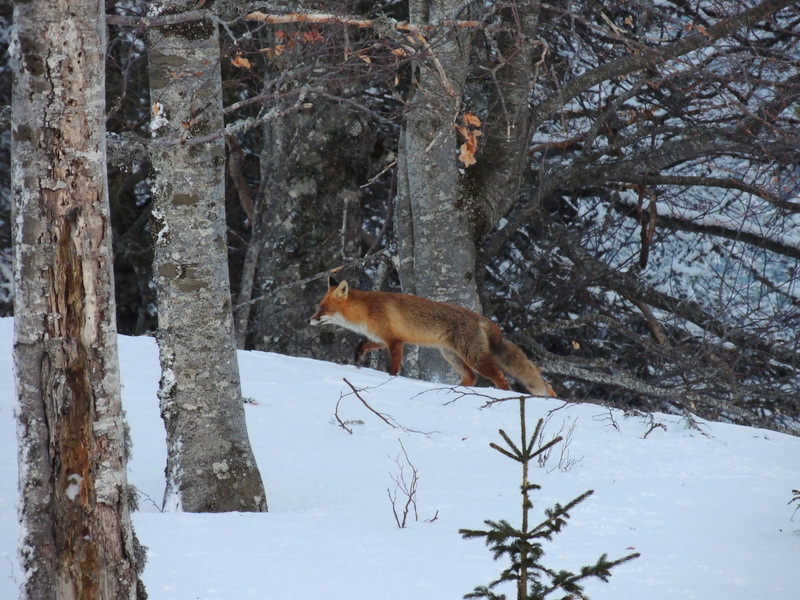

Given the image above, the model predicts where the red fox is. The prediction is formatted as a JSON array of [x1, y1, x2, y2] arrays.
[[310, 277, 552, 396]]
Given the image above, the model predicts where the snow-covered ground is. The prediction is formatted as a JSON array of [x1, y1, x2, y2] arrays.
[[1, 317, 798, 599]]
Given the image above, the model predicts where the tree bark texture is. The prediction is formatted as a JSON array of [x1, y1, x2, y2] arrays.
[[395, 0, 478, 382], [466, 0, 541, 238], [253, 101, 374, 361], [147, 1, 267, 513], [11, 1, 144, 598]]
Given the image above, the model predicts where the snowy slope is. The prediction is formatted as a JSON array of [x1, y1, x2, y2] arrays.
[[1, 317, 799, 599]]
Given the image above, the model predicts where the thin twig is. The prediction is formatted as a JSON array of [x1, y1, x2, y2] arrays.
[[342, 377, 398, 428], [334, 393, 354, 434], [339, 378, 436, 436]]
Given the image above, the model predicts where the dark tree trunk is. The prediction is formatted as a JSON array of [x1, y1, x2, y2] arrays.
[[252, 102, 374, 361]]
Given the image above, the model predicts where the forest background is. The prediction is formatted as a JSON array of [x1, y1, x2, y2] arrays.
[[1, 0, 799, 438]]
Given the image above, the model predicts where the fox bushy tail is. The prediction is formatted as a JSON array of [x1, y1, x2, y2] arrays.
[[493, 337, 551, 397]]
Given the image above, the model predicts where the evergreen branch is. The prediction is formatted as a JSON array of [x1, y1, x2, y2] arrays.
[[491, 427, 523, 461], [490, 442, 522, 462], [538, 551, 640, 598], [528, 435, 562, 462], [790, 489, 800, 519]]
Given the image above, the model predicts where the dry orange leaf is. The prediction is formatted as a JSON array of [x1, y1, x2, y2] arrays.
[[456, 111, 482, 167], [459, 143, 477, 167], [231, 54, 251, 69], [303, 30, 325, 43], [463, 111, 481, 127]]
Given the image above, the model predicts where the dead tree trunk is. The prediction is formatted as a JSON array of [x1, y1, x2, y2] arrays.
[[11, 1, 145, 598]]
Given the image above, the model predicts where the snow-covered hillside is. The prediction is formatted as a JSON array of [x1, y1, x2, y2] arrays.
[[1, 317, 798, 599]]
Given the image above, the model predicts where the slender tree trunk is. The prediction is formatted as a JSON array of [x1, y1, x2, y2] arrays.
[[395, 0, 477, 382], [11, 1, 145, 598], [146, 1, 267, 513]]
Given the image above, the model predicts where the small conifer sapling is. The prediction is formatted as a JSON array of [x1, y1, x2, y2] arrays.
[[460, 397, 639, 600]]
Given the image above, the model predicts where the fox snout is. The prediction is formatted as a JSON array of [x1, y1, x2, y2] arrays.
[[309, 308, 328, 326]]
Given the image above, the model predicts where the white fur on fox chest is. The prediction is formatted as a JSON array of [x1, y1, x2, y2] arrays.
[[324, 313, 384, 343]]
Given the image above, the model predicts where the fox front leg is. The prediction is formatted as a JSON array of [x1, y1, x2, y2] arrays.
[[355, 340, 385, 366]]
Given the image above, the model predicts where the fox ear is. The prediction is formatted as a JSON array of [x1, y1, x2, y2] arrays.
[[333, 280, 349, 298], [328, 276, 339, 289]]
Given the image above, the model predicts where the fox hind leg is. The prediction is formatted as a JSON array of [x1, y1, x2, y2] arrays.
[[440, 348, 477, 387], [473, 355, 512, 391]]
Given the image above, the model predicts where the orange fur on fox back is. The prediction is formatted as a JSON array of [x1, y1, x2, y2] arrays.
[[310, 278, 552, 396]]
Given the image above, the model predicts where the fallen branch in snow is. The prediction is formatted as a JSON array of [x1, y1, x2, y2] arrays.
[[340, 378, 435, 436], [333, 394, 359, 434], [520, 333, 760, 422], [343, 378, 397, 428]]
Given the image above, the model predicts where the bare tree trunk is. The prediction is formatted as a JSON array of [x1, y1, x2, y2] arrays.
[[395, 0, 477, 382], [395, 0, 544, 384], [146, 1, 267, 513], [253, 102, 371, 361], [11, 1, 145, 598], [467, 0, 541, 237]]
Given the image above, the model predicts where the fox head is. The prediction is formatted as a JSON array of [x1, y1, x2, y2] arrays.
[[309, 277, 350, 326]]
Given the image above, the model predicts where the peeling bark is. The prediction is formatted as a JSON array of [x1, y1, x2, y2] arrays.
[[11, 1, 144, 598]]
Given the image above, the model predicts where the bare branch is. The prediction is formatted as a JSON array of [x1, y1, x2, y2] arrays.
[[529, 0, 798, 132], [225, 135, 254, 225], [553, 227, 799, 369], [106, 10, 208, 28], [342, 378, 397, 428], [620, 175, 800, 214], [610, 196, 800, 260], [245, 11, 480, 33]]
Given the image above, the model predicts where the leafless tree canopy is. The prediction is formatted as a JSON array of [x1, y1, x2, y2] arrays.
[[5, 0, 797, 433]]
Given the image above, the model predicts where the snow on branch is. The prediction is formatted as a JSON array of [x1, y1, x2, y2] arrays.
[[611, 196, 800, 261]]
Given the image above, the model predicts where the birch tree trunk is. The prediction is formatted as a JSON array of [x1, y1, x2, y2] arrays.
[[395, 0, 477, 382], [146, 1, 267, 513], [11, 1, 145, 598]]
